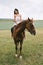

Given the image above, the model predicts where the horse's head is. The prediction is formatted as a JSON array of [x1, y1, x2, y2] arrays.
[[26, 17, 36, 35]]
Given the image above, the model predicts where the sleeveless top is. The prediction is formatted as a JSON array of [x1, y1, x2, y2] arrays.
[[13, 15, 21, 26], [16, 15, 21, 24]]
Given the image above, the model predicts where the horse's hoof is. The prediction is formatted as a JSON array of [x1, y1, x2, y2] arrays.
[[19, 56, 22, 59], [15, 54, 18, 57]]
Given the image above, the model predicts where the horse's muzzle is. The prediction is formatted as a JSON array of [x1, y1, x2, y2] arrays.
[[33, 30, 36, 35]]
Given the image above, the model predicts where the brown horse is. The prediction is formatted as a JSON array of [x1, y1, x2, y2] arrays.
[[11, 17, 36, 58]]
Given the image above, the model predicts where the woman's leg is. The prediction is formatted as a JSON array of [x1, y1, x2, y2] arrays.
[[11, 25, 16, 36], [11, 27, 14, 34]]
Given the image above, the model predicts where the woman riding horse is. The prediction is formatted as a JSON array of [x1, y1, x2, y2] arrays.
[[11, 17, 36, 59]]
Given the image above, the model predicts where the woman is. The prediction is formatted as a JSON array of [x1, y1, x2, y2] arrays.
[[11, 8, 25, 37], [14, 8, 22, 25], [11, 8, 22, 35]]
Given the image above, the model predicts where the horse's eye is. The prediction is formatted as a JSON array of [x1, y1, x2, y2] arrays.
[[30, 24, 34, 28]]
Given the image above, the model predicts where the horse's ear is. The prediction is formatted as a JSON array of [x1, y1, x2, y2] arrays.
[[31, 18, 33, 23], [28, 17, 30, 21]]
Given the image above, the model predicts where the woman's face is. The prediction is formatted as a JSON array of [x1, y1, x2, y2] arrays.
[[15, 11, 18, 14]]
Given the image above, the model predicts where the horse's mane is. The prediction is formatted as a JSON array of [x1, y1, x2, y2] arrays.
[[15, 20, 27, 29], [14, 20, 27, 34]]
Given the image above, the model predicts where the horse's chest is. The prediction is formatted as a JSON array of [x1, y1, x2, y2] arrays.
[[15, 34, 23, 41]]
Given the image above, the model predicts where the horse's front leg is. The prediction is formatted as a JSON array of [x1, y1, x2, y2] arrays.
[[19, 41, 23, 59], [15, 42, 18, 57]]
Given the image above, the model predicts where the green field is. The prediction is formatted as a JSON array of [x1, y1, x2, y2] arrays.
[[0, 20, 43, 65], [0, 19, 43, 30]]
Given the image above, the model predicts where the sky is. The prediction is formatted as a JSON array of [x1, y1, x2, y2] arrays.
[[0, 0, 43, 20]]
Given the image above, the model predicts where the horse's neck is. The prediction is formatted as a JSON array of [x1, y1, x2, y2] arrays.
[[15, 21, 26, 34], [21, 22, 26, 31]]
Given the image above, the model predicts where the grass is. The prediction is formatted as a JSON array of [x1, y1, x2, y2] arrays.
[[0, 20, 14, 30], [0, 29, 43, 65], [0, 20, 43, 65]]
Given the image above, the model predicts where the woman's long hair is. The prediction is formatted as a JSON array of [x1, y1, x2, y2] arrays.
[[14, 8, 19, 14]]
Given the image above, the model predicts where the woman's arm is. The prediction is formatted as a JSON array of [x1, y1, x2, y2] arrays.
[[14, 15, 16, 22], [13, 15, 17, 24]]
